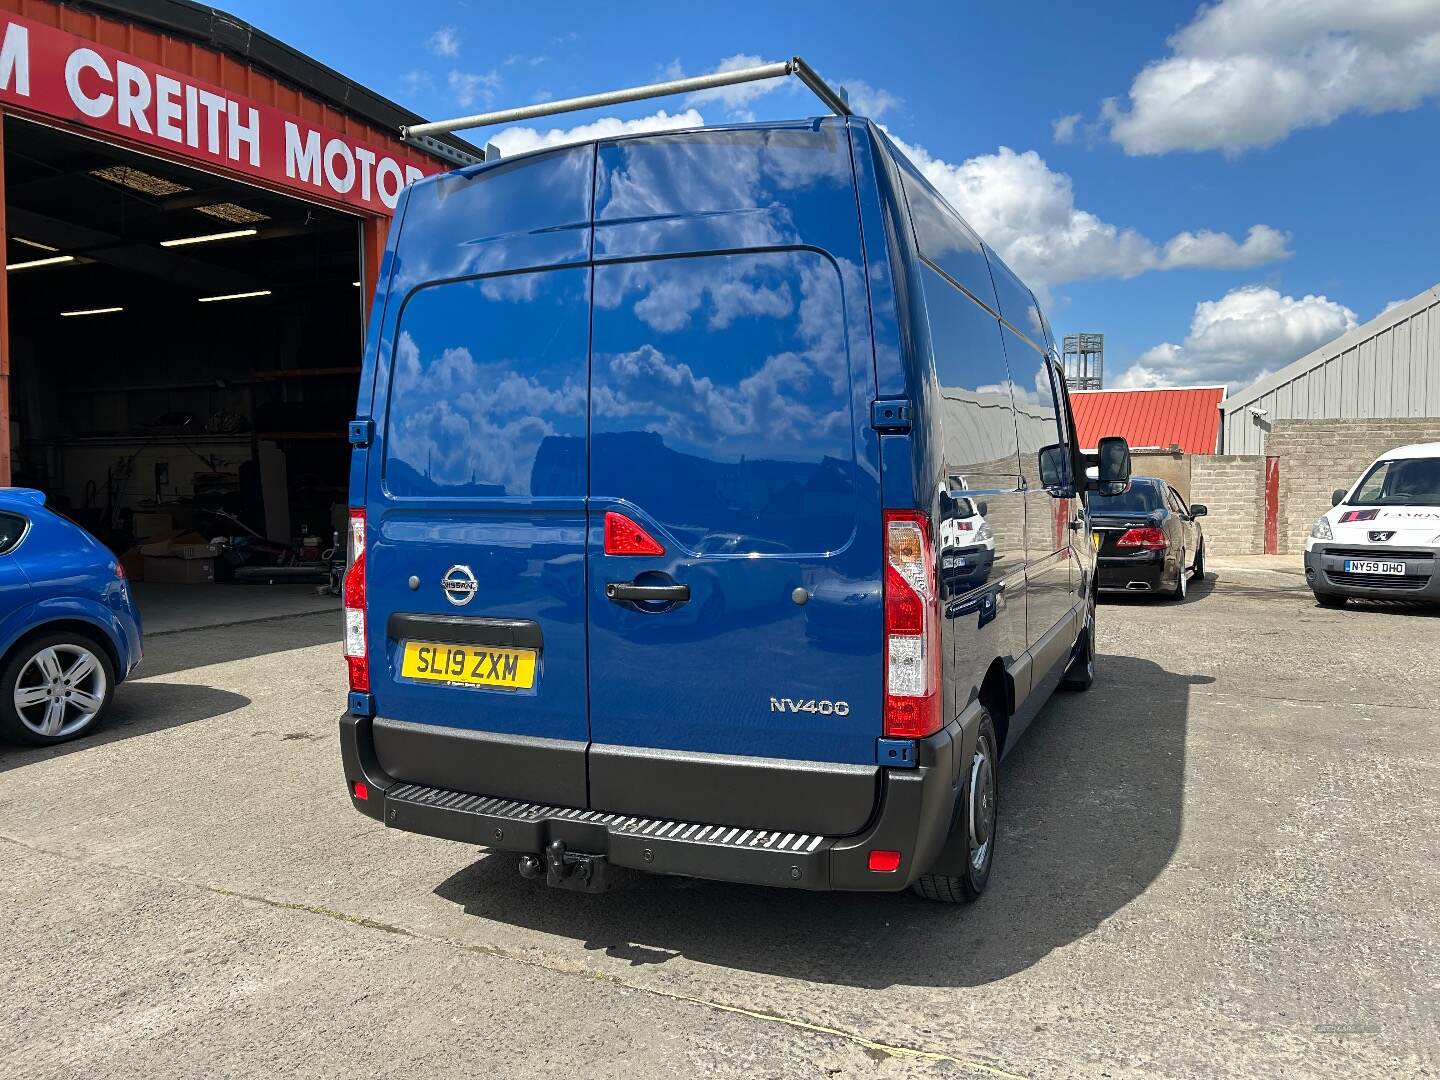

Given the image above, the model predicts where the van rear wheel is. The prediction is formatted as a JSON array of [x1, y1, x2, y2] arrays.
[[912, 711, 998, 904]]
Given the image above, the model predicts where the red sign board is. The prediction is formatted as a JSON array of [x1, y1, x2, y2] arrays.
[[0, 13, 438, 216]]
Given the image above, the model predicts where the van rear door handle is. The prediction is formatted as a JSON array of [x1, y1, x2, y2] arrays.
[[605, 581, 691, 604]]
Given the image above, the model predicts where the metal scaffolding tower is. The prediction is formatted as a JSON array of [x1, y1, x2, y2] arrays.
[[1062, 333, 1104, 391]]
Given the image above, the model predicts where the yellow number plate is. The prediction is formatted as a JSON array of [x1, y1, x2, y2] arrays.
[[399, 641, 537, 690]]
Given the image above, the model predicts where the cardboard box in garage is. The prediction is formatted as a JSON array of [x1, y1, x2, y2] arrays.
[[143, 555, 215, 584], [140, 532, 218, 585]]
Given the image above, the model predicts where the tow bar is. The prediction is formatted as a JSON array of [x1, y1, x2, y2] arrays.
[[519, 840, 609, 893]]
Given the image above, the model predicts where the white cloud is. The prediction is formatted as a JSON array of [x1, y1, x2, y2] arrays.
[[448, 69, 501, 109], [1378, 298, 1409, 318], [1115, 284, 1357, 389], [685, 53, 792, 119], [841, 79, 901, 119], [427, 27, 461, 59], [487, 109, 704, 157], [1161, 225, 1292, 269], [400, 69, 434, 97], [884, 134, 1289, 289], [1052, 113, 1081, 144], [1102, 0, 1440, 155]]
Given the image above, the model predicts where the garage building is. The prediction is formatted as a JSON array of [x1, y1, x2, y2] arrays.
[[1220, 282, 1440, 551], [0, 0, 477, 611]]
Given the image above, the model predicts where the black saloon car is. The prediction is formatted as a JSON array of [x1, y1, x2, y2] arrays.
[[1091, 477, 1208, 599]]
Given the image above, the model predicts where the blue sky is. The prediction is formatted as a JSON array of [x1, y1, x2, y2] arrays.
[[228, 0, 1440, 393]]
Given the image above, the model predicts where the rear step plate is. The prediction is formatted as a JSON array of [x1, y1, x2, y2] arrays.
[[384, 782, 835, 889]]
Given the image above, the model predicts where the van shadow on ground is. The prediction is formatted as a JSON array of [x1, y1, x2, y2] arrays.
[[435, 653, 1207, 989]]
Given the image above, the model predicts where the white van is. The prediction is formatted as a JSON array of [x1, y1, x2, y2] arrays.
[[1304, 442, 1440, 606]]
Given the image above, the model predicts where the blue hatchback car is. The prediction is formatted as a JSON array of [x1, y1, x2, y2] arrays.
[[339, 116, 1130, 902], [0, 489, 142, 746]]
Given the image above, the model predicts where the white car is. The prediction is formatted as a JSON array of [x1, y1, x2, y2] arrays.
[[1304, 442, 1440, 607], [938, 495, 997, 590]]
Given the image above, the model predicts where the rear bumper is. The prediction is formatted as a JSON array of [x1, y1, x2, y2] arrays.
[[339, 710, 978, 892], [1304, 545, 1440, 600], [1096, 551, 1172, 593]]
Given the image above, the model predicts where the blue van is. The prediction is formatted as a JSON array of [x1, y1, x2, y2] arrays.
[[339, 116, 1130, 902]]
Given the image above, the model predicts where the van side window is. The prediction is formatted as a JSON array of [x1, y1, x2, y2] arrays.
[[890, 148, 999, 312], [921, 265, 1019, 475], [986, 248, 1048, 346], [383, 268, 591, 498], [0, 512, 26, 554], [1005, 330, 1066, 472]]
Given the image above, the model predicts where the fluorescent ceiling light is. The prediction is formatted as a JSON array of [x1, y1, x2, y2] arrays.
[[61, 306, 123, 317], [160, 228, 258, 247], [14, 237, 58, 252], [197, 289, 272, 303], [352, 281, 361, 286], [7, 255, 76, 271]]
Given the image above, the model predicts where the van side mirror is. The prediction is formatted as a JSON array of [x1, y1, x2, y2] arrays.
[[1090, 436, 1131, 496], [1189, 503, 1208, 518], [976, 500, 988, 517], [1037, 444, 1069, 490], [1331, 488, 1346, 507]]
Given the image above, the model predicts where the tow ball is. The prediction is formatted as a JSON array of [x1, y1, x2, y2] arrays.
[[520, 840, 609, 892]]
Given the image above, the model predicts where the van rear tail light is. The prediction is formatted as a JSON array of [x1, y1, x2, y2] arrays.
[[883, 510, 941, 739], [343, 508, 369, 692], [1115, 527, 1167, 550]]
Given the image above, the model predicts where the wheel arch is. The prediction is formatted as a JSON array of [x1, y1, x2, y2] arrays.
[[0, 617, 122, 679], [980, 658, 1010, 754]]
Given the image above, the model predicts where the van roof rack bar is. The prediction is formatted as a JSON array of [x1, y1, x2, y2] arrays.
[[400, 55, 851, 145]]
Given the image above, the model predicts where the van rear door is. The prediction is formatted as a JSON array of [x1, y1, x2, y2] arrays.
[[582, 127, 884, 836], [363, 147, 594, 807]]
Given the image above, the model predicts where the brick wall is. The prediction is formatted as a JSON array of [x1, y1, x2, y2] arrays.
[[1269, 418, 1440, 554], [1189, 455, 1266, 555]]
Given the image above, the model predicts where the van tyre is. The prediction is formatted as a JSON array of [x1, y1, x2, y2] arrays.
[[1192, 542, 1205, 581], [912, 711, 998, 904], [1314, 592, 1347, 609], [0, 632, 115, 746]]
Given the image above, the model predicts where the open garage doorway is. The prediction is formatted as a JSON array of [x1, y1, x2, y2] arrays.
[[4, 115, 363, 628]]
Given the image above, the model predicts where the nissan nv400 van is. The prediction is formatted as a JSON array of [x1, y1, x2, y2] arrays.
[[339, 117, 1131, 902]]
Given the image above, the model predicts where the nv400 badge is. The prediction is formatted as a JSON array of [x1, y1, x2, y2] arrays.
[[771, 697, 850, 716]]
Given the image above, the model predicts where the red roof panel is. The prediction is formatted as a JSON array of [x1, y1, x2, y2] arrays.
[[1070, 387, 1224, 455]]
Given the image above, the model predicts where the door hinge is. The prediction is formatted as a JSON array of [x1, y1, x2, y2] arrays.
[[871, 399, 912, 432], [348, 419, 374, 447]]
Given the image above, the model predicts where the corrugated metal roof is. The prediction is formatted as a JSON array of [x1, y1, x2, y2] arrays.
[[1071, 386, 1225, 454], [1220, 282, 1440, 454]]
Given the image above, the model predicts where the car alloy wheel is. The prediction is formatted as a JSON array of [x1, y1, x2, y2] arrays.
[[13, 643, 108, 739]]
